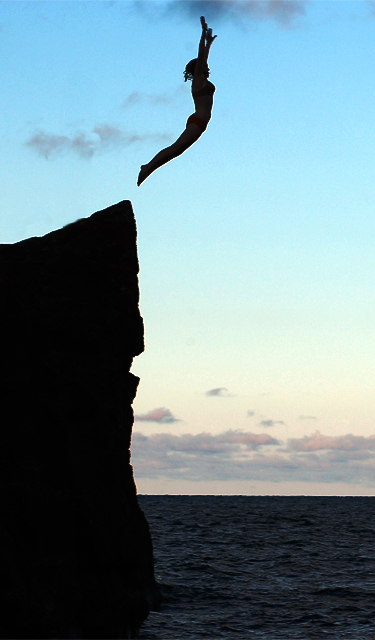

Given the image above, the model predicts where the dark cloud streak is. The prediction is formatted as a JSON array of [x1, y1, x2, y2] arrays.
[[259, 419, 284, 428], [134, 0, 308, 28], [205, 387, 234, 397]]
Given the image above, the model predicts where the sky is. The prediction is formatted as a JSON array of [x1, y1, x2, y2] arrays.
[[2, 0, 375, 495]]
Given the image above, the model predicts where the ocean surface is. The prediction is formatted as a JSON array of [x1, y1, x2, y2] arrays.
[[137, 495, 375, 639]]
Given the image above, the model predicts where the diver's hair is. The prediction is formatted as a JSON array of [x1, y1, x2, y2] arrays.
[[184, 58, 197, 82]]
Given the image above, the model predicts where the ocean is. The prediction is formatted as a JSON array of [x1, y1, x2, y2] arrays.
[[137, 495, 375, 639]]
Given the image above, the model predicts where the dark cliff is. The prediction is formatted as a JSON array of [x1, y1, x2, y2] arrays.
[[0, 200, 160, 638]]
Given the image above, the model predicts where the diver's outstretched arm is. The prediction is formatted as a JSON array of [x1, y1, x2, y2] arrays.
[[195, 17, 208, 77]]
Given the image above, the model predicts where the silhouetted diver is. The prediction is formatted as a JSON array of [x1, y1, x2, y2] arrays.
[[137, 16, 217, 186]]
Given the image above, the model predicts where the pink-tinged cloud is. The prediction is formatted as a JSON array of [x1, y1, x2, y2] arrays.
[[217, 430, 279, 448], [288, 431, 375, 452], [131, 428, 375, 485], [134, 407, 180, 423], [132, 429, 279, 458]]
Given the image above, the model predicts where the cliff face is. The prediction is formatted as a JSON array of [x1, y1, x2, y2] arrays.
[[0, 201, 160, 638]]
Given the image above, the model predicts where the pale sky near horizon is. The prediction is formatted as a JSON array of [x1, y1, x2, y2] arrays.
[[2, 0, 375, 495]]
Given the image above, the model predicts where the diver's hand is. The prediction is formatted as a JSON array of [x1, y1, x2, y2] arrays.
[[200, 16, 208, 32], [206, 28, 217, 46]]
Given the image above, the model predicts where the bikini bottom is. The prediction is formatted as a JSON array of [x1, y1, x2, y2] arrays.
[[186, 114, 207, 131]]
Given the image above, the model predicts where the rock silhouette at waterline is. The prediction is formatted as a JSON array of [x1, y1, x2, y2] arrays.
[[0, 201, 160, 638]]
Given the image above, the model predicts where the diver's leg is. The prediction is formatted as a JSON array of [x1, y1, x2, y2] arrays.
[[137, 124, 203, 186]]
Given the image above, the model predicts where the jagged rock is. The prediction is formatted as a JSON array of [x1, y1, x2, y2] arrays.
[[0, 201, 160, 639]]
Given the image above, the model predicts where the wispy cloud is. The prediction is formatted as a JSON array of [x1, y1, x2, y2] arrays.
[[134, 0, 308, 28], [122, 92, 172, 107], [134, 407, 181, 423], [299, 415, 317, 421], [259, 419, 285, 428], [122, 86, 185, 109], [205, 387, 234, 397], [247, 410, 255, 417], [131, 428, 375, 486], [25, 124, 171, 159]]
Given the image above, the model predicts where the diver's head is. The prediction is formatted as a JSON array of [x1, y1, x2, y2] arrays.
[[183, 58, 197, 82], [183, 59, 210, 81]]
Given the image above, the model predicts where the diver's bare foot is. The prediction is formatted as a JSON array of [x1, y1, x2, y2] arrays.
[[137, 165, 149, 186]]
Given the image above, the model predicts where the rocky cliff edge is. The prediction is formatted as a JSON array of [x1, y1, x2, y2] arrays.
[[0, 200, 160, 638]]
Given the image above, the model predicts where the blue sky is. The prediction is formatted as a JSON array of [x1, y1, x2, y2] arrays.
[[3, 0, 375, 494]]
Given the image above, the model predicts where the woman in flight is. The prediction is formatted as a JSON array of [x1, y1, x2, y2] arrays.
[[137, 16, 217, 186]]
